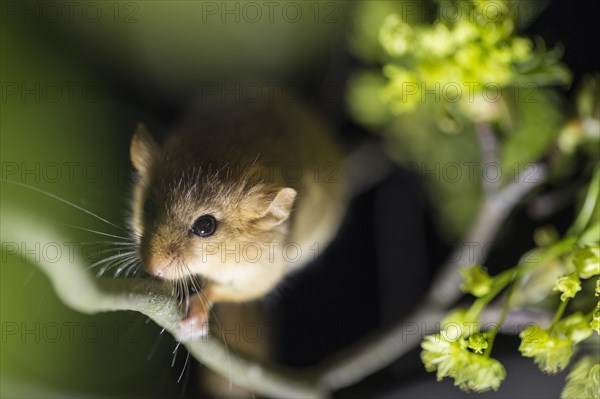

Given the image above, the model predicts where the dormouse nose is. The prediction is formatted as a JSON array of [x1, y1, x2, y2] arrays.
[[141, 240, 181, 278], [143, 252, 164, 277]]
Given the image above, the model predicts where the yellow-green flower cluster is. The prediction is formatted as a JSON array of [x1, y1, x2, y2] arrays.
[[519, 325, 573, 374], [421, 334, 470, 379], [572, 245, 600, 279], [553, 273, 582, 302], [421, 333, 505, 392], [561, 356, 600, 399], [378, 0, 535, 115], [556, 313, 593, 345], [460, 264, 493, 297], [422, 308, 505, 392], [468, 332, 489, 354], [520, 225, 599, 375], [462, 356, 506, 392]]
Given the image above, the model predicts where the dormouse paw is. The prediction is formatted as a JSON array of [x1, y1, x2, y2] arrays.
[[175, 309, 209, 342]]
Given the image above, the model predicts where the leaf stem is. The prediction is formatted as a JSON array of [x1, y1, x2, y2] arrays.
[[484, 269, 521, 357], [521, 236, 577, 273], [467, 235, 575, 319], [469, 269, 516, 319], [548, 299, 569, 334], [567, 163, 599, 237]]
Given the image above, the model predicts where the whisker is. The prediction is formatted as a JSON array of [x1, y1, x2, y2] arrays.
[[2, 179, 128, 233], [98, 257, 134, 277], [163, 284, 176, 308], [178, 269, 186, 307], [90, 248, 137, 259], [178, 349, 191, 383], [124, 261, 142, 278], [96, 260, 123, 277], [41, 219, 133, 241], [94, 248, 137, 259], [147, 327, 163, 361], [115, 258, 139, 277], [86, 241, 138, 247], [97, 254, 137, 273], [114, 254, 139, 270], [183, 275, 191, 314], [172, 342, 181, 367], [89, 252, 136, 269], [178, 279, 184, 306], [181, 262, 232, 391], [97, 265, 110, 277]]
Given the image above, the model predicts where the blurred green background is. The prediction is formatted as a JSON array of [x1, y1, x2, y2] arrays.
[[1, 4, 172, 396]]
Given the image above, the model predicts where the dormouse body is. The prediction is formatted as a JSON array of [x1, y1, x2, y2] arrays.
[[129, 100, 346, 339]]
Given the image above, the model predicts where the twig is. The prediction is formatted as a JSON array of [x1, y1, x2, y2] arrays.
[[1, 206, 324, 398], [1, 122, 549, 397], [427, 122, 548, 308], [480, 302, 554, 333], [311, 123, 548, 391], [314, 303, 553, 392], [475, 121, 501, 195]]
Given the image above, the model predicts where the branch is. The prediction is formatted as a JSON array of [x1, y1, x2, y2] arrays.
[[427, 122, 548, 308], [1, 205, 324, 398], [313, 303, 553, 392], [480, 304, 554, 331], [311, 123, 549, 391], [1, 121, 549, 397]]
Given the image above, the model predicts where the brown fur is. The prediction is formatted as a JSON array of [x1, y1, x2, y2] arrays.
[[129, 101, 346, 341]]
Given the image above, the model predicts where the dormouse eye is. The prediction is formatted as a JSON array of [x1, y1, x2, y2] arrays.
[[192, 215, 217, 237], [144, 197, 156, 218]]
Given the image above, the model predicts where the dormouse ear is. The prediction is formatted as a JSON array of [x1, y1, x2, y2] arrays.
[[261, 188, 297, 226], [130, 123, 160, 178]]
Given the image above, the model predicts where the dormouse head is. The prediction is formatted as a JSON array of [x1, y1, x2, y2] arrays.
[[129, 124, 297, 283]]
